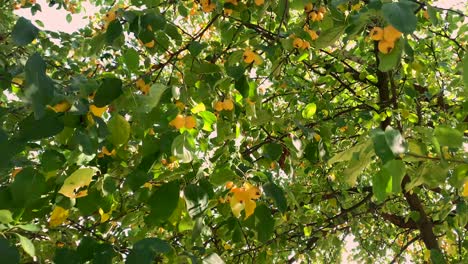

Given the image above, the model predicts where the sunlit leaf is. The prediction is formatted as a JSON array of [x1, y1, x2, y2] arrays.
[[0, 210, 13, 224], [17, 234, 36, 258], [58, 168, 96, 198], [49, 206, 69, 227]]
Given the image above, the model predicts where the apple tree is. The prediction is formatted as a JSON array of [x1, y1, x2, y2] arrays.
[[0, 0, 467, 263]]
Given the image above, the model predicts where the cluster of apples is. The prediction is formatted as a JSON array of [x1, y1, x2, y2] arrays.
[[12, 0, 36, 9], [200, 0, 216, 12], [291, 26, 319, 50], [305, 3, 326, 22], [169, 114, 197, 129], [136, 79, 150, 95], [224, 0, 239, 15], [213, 98, 235, 112], [369, 25, 402, 54]]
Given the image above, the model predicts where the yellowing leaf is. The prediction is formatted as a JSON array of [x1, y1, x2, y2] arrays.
[[191, 103, 206, 114], [254, 54, 263, 65], [50, 101, 71, 113], [230, 199, 244, 218], [228, 182, 261, 219], [463, 181, 468, 197], [99, 208, 111, 223], [144, 40, 155, 48], [143, 182, 153, 190], [140, 84, 150, 95], [89, 104, 108, 117], [58, 168, 96, 198], [49, 206, 69, 227], [100, 146, 116, 157], [313, 133, 321, 142], [11, 167, 22, 178], [12, 77, 24, 85], [136, 78, 146, 88], [255, 0, 264, 6], [243, 199, 257, 218]]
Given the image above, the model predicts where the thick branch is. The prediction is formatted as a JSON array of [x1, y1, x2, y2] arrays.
[[374, 41, 391, 130], [379, 212, 417, 229], [401, 175, 442, 254]]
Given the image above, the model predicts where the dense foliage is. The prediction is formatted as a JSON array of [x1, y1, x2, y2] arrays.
[[0, 0, 467, 263]]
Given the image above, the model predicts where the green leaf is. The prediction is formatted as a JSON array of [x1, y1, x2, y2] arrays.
[[198, 111, 217, 132], [40, 149, 66, 172], [184, 184, 209, 218], [235, 76, 255, 98], [263, 182, 287, 213], [155, 31, 170, 51], [0, 238, 20, 264], [10, 167, 46, 208], [107, 114, 130, 146], [434, 126, 463, 149], [384, 159, 406, 193], [302, 103, 317, 119], [373, 169, 391, 202], [462, 53, 468, 95], [188, 41, 205, 56], [106, 20, 123, 43], [58, 168, 96, 198], [171, 134, 195, 163], [77, 237, 98, 262], [16, 234, 35, 258], [24, 53, 55, 119], [193, 62, 221, 74], [126, 238, 172, 264], [203, 253, 225, 264], [449, 164, 468, 188], [165, 23, 182, 43], [378, 38, 403, 72], [371, 129, 395, 164], [134, 84, 168, 113], [0, 139, 25, 169], [263, 143, 282, 161], [123, 48, 140, 73], [0, 210, 13, 224], [304, 141, 320, 164], [18, 112, 64, 141], [54, 248, 81, 264], [427, 6, 439, 26], [141, 13, 166, 31], [384, 126, 406, 156], [381, 1, 418, 34], [12, 17, 39, 46], [344, 150, 375, 186], [93, 243, 116, 264], [328, 139, 372, 165], [430, 249, 446, 264], [93, 77, 123, 107], [420, 163, 449, 189], [254, 204, 274, 243], [211, 166, 237, 186], [17, 224, 40, 232], [373, 160, 406, 201], [76, 189, 102, 215], [146, 180, 180, 224], [314, 25, 345, 48]]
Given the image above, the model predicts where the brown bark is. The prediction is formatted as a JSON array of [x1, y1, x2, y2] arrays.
[[401, 175, 442, 252], [374, 41, 391, 130], [374, 43, 444, 258]]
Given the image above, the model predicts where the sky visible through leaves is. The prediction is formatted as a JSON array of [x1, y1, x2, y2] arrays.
[[4, 0, 467, 262]]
